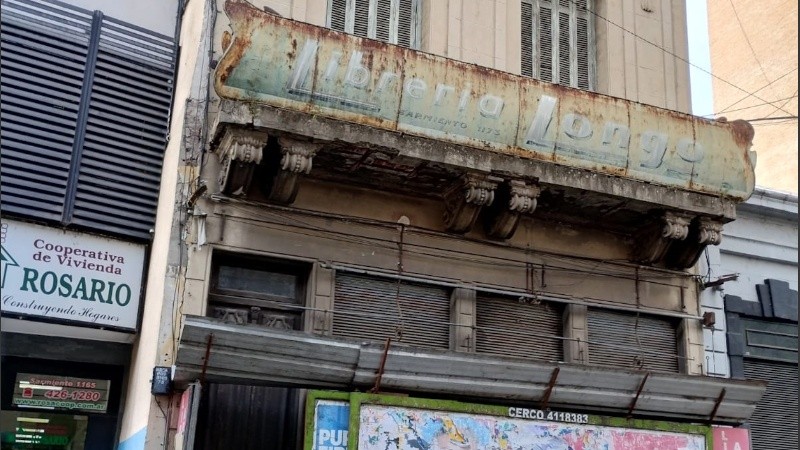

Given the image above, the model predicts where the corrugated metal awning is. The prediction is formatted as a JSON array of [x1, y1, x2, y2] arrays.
[[175, 315, 766, 424]]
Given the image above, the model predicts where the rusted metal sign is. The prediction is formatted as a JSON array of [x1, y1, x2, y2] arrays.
[[215, 0, 756, 199]]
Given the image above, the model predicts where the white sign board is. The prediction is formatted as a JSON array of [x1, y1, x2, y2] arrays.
[[1, 220, 144, 330]]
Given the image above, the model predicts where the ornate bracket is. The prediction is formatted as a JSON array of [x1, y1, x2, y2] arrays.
[[665, 217, 724, 269], [216, 128, 268, 196], [633, 211, 692, 265], [485, 180, 541, 239], [266, 137, 320, 204], [443, 174, 502, 233]]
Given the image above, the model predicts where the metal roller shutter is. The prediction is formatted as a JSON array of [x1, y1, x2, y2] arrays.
[[332, 272, 450, 349], [744, 359, 798, 450], [476, 295, 563, 362], [587, 308, 679, 373]]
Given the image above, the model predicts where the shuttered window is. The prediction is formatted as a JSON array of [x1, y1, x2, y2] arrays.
[[476, 295, 563, 362], [332, 272, 450, 349], [744, 360, 798, 450], [521, 0, 593, 90], [0, 0, 175, 240], [587, 308, 679, 373], [208, 253, 308, 331], [328, 0, 419, 48]]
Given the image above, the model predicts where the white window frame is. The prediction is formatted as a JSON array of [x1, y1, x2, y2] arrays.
[[522, 0, 595, 90], [326, 0, 421, 49]]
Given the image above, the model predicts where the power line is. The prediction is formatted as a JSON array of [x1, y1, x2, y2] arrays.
[[702, 94, 798, 117], [571, 0, 795, 117], [715, 69, 798, 115], [727, 0, 774, 95], [765, 89, 799, 119], [747, 116, 798, 122]]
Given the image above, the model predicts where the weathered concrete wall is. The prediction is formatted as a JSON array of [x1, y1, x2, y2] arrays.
[[708, 0, 798, 194]]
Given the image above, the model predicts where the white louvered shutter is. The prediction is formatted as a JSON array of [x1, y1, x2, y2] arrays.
[[521, 0, 593, 90], [328, 0, 419, 48]]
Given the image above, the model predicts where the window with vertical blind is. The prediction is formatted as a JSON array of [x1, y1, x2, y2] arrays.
[[328, 0, 420, 48], [521, 0, 593, 90]]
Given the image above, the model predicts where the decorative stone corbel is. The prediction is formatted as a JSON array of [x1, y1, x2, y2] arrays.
[[216, 128, 268, 196], [485, 180, 541, 239], [665, 217, 724, 270], [266, 137, 320, 204], [633, 211, 692, 265], [443, 173, 502, 233]]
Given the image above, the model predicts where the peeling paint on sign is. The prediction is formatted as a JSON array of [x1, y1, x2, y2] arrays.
[[214, 0, 756, 200]]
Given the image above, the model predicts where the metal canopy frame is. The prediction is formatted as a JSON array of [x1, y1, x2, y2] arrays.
[[175, 315, 767, 424]]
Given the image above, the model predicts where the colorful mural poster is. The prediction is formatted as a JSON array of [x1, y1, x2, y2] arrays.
[[357, 405, 706, 450], [313, 400, 350, 450]]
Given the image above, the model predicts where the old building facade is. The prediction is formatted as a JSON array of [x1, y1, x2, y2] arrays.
[[119, 0, 767, 449]]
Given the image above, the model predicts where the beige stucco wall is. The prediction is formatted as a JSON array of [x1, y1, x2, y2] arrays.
[[708, 0, 798, 194], [117, 0, 210, 446]]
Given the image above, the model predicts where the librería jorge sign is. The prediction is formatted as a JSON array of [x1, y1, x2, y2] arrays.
[[0, 220, 144, 330]]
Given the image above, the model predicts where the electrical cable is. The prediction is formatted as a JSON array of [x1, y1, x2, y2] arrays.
[[726, 0, 773, 93], [763, 89, 799, 119], [714, 68, 797, 115], [701, 94, 798, 117], [219, 200, 694, 283], [206, 291, 690, 362], [746, 115, 798, 122], [216, 211, 690, 290], [217, 206, 697, 293], [569, 0, 795, 117]]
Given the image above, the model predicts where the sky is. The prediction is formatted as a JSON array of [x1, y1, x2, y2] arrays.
[[686, 1, 714, 117]]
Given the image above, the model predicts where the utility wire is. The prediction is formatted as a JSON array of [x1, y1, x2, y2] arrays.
[[727, 0, 773, 94], [715, 68, 798, 115], [765, 89, 799, 119], [746, 116, 798, 122], [571, 0, 795, 117], [702, 94, 798, 116]]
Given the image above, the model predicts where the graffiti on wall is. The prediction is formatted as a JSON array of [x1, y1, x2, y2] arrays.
[[357, 404, 706, 450]]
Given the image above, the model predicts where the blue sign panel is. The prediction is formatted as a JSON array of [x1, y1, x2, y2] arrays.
[[312, 400, 350, 450]]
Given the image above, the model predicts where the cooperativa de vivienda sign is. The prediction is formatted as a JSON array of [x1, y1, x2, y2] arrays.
[[0, 220, 144, 330]]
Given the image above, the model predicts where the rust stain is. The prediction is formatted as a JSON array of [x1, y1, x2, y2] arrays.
[[213, 0, 755, 200], [728, 119, 755, 149]]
